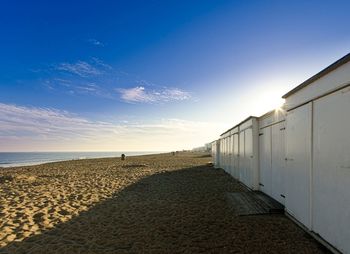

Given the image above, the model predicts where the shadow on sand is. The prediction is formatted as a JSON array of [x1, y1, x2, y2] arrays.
[[0, 165, 328, 254]]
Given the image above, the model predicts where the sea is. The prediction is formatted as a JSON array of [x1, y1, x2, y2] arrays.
[[0, 151, 159, 168]]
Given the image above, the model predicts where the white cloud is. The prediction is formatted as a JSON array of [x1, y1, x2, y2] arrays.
[[45, 78, 112, 99], [50, 58, 114, 98], [0, 103, 224, 151], [76, 83, 99, 92], [0, 103, 102, 137], [48, 60, 192, 105], [56, 61, 102, 77], [116, 86, 192, 103], [117, 86, 152, 103], [74, 83, 113, 99], [88, 39, 104, 47], [91, 57, 112, 69]]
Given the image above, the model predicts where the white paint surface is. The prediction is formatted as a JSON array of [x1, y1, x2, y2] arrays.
[[285, 61, 350, 110], [285, 103, 312, 229], [313, 87, 350, 254], [229, 135, 234, 176], [271, 121, 286, 205], [239, 131, 245, 183], [211, 140, 221, 168], [233, 133, 239, 179], [259, 126, 272, 195], [244, 128, 253, 188], [258, 117, 286, 204]]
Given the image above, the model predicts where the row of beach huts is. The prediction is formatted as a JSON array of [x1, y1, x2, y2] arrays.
[[211, 53, 350, 254]]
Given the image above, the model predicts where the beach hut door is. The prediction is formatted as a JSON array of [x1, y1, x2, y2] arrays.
[[285, 103, 312, 229]]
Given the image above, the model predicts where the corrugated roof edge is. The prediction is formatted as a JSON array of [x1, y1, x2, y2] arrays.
[[220, 116, 258, 136], [282, 52, 350, 98]]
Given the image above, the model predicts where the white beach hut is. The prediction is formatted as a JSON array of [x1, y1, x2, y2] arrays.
[[211, 140, 221, 168], [231, 127, 240, 179], [220, 116, 260, 189], [219, 133, 228, 172], [224, 134, 229, 172], [219, 136, 224, 170], [237, 116, 259, 190], [258, 109, 286, 204], [283, 53, 350, 254], [220, 130, 234, 177], [228, 132, 233, 176], [220, 132, 229, 174], [211, 53, 350, 253]]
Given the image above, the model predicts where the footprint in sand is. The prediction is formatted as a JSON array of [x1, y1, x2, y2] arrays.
[[33, 212, 46, 223]]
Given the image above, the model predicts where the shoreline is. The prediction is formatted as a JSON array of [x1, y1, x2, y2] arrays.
[[0, 151, 163, 168]]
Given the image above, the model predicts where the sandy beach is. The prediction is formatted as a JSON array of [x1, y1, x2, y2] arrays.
[[0, 152, 328, 253]]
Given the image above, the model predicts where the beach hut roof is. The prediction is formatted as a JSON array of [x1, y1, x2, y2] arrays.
[[282, 52, 350, 98], [220, 116, 258, 136]]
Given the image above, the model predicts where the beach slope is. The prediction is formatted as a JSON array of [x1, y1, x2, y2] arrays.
[[0, 152, 327, 253]]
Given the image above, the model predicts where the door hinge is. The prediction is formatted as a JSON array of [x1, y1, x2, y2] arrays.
[[259, 133, 263, 136], [280, 127, 286, 131], [259, 183, 264, 186]]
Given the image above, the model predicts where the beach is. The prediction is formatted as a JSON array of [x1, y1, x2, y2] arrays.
[[0, 152, 327, 253]]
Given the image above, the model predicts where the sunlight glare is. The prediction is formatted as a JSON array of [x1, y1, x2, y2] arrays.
[[249, 89, 285, 117]]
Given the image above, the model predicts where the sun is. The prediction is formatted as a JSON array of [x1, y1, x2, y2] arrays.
[[250, 89, 285, 116]]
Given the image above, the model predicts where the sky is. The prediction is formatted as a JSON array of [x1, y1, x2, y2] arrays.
[[0, 0, 350, 152]]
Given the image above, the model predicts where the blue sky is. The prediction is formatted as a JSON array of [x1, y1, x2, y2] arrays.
[[1, 0, 350, 151]]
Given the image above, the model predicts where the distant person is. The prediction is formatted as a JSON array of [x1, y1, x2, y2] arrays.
[[121, 154, 126, 160]]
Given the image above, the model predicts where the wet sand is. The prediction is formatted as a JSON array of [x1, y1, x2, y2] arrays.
[[0, 152, 328, 253]]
